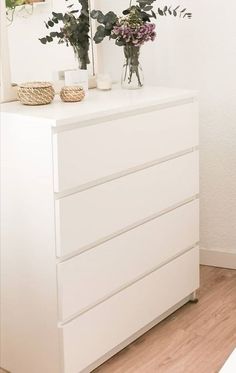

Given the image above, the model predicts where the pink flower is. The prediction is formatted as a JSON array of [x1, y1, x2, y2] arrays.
[[112, 22, 156, 46]]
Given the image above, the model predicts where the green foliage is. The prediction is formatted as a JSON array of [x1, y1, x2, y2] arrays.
[[5, 0, 25, 9], [39, 0, 90, 70], [156, 5, 192, 18], [5, 0, 33, 24], [91, 0, 192, 44], [90, 10, 118, 44]]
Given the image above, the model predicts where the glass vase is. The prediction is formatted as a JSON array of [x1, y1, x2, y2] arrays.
[[121, 46, 144, 90]]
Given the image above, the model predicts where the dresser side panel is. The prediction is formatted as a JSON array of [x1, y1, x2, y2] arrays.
[[0, 117, 60, 373]]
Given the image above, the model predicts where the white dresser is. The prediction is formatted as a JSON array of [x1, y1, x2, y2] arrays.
[[0, 87, 199, 373]]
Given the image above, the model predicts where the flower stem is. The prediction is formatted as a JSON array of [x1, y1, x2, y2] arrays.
[[123, 46, 143, 88]]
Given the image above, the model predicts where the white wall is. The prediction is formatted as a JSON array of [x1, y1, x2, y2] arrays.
[[98, 0, 236, 255]]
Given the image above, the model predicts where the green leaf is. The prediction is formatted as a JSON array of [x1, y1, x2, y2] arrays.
[[46, 35, 53, 42], [90, 9, 104, 23], [151, 10, 157, 19], [115, 39, 125, 46], [39, 37, 47, 44], [143, 6, 153, 11], [141, 11, 151, 22], [104, 11, 118, 24], [52, 12, 63, 21], [136, 0, 155, 9], [93, 25, 106, 43], [52, 17, 59, 24], [50, 32, 59, 37], [123, 8, 131, 15]]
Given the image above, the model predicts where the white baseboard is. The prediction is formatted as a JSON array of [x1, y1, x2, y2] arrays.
[[200, 248, 236, 270]]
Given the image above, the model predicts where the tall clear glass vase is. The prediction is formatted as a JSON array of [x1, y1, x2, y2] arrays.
[[121, 46, 144, 89]]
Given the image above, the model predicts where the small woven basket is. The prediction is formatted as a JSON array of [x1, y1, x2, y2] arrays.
[[60, 86, 85, 102], [17, 82, 55, 106]]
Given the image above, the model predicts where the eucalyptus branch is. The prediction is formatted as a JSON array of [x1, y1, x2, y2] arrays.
[[91, 0, 192, 45], [156, 5, 192, 19], [39, 0, 90, 70], [5, 0, 34, 24]]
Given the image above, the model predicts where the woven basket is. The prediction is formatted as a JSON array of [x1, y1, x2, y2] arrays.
[[60, 86, 85, 102], [17, 82, 55, 106]]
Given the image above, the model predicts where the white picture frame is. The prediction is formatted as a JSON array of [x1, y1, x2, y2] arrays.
[[89, 0, 102, 75], [0, 0, 17, 103]]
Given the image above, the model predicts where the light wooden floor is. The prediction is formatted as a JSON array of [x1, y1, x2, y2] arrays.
[[1, 266, 236, 373], [93, 265, 236, 373]]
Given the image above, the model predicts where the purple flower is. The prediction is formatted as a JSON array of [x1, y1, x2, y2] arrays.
[[112, 22, 156, 46]]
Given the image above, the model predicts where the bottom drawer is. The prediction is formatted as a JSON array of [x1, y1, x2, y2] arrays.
[[61, 247, 199, 373]]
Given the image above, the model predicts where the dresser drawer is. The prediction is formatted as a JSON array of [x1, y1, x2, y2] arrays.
[[57, 200, 199, 321], [61, 247, 199, 373], [53, 102, 198, 192], [55, 151, 199, 257]]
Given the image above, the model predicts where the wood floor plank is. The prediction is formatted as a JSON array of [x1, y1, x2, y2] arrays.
[[93, 266, 236, 373], [1, 266, 236, 373]]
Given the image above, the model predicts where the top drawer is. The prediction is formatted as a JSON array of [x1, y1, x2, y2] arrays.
[[53, 102, 198, 192]]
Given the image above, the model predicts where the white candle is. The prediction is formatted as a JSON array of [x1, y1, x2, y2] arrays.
[[97, 73, 112, 91]]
